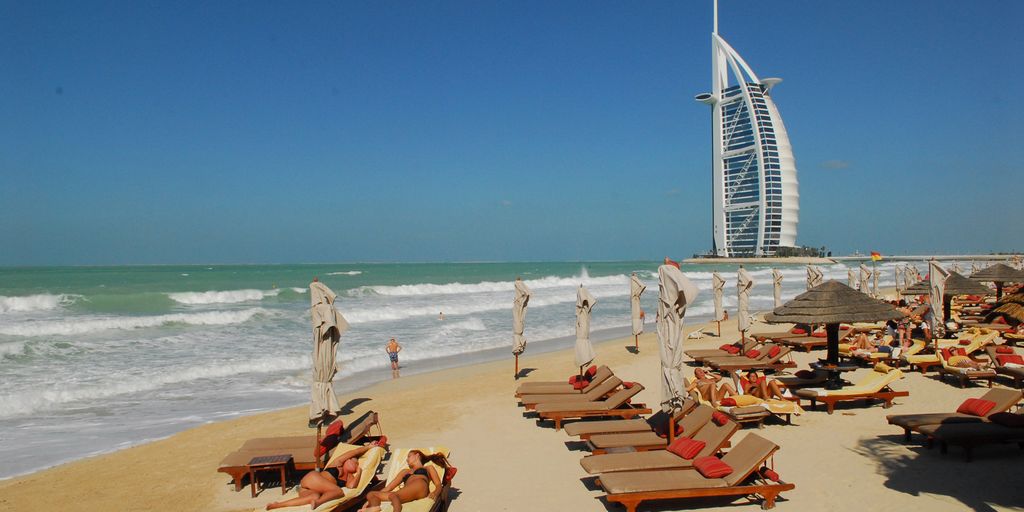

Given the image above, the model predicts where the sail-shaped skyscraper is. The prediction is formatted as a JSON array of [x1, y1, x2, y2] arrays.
[[695, 3, 799, 257]]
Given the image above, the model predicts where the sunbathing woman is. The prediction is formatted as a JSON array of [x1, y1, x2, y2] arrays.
[[737, 370, 788, 401], [266, 444, 376, 510], [687, 368, 737, 403], [360, 450, 450, 512]]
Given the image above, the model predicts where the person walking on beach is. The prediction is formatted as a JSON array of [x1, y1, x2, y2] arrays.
[[386, 338, 402, 370]]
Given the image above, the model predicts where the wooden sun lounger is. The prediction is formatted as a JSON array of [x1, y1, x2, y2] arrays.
[[581, 412, 738, 474], [774, 370, 829, 389], [564, 400, 697, 440], [586, 405, 715, 454], [886, 388, 1022, 441], [794, 368, 908, 414], [597, 433, 795, 511], [915, 417, 1024, 461], [684, 339, 760, 361], [218, 411, 381, 491], [519, 376, 623, 410], [514, 365, 613, 397], [986, 346, 1024, 387], [776, 335, 827, 352], [536, 384, 651, 431], [706, 345, 796, 372]]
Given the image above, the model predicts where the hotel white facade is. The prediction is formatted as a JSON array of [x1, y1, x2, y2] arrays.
[[695, 19, 799, 257]]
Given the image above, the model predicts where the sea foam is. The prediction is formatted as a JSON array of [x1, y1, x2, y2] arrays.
[[0, 308, 267, 337], [352, 273, 630, 297], [0, 294, 78, 314], [167, 289, 281, 305]]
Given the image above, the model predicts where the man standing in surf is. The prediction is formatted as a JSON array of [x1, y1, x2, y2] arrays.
[[385, 338, 402, 370]]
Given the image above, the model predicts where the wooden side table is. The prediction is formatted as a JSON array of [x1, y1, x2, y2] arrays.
[[247, 454, 293, 497]]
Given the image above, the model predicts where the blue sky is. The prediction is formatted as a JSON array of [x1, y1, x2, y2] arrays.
[[1, 1, 1021, 265]]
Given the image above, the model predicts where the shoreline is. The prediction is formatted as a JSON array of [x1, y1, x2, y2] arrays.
[[683, 256, 836, 264]]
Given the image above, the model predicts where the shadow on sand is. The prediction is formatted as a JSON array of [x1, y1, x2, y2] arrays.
[[854, 434, 1023, 511]]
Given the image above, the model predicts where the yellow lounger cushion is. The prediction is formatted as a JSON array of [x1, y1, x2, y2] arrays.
[[378, 446, 451, 512], [259, 443, 386, 512]]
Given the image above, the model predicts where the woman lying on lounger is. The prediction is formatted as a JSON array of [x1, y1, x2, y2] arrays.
[[687, 368, 736, 403], [266, 443, 378, 510], [736, 370, 789, 401], [360, 450, 450, 512]]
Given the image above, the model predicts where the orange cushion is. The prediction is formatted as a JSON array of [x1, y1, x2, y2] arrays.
[[693, 456, 733, 478], [957, 398, 996, 417], [667, 437, 706, 460]]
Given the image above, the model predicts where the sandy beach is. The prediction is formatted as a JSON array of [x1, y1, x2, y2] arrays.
[[1, 313, 1021, 512]]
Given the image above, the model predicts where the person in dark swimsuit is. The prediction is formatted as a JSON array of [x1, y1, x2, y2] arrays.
[[360, 450, 450, 512], [266, 444, 377, 510]]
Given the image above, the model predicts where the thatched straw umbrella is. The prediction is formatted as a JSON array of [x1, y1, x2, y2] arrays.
[[970, 263, 1024, 300], [766, 281, 904, 389], [989, 303, 1024, 326], [903, 272, 989, 320]]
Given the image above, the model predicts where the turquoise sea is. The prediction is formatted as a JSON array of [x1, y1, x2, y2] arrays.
[[0, 260, 911, 478]]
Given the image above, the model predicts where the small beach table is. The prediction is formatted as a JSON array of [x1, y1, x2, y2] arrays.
[[248, 454, 293, 497]]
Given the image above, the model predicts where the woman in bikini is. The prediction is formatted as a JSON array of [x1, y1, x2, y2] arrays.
[[360, 450, 450, 512], [266, 444, 378, 510]]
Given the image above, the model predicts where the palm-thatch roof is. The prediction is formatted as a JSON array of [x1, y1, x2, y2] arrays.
[[988, 303, 1024, 324], [765, 280, 904, 324], [970, 263, 1024, 283], [900, 273, 990, 297], [996, 292, 1024, 305]]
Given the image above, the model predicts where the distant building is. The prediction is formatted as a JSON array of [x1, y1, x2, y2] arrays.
[[695, 11, 799, 257]]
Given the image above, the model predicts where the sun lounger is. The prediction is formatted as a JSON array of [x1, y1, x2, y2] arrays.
[[705, 344, 796, 372], [218, 411, 381, 491], [585, 405, 715, 454], [564, 399, 697, 440], [886, 388, 1022, 441], [794, 365, 908, 414], [519, 376, 623, 409], [597, 433, 795, 511], [684, 339, 760, 361], [537, 384, 652, 430], [256, 443, 386, 512], [514, 365, 613, 396], [914, 415, 1024, 461], [684, 378, 801, 427], [373, 446, 455, 512], [776, 335, 828, 352], [581, 411, 738, 474], [937, 348, 997, 388], [986, 345, 1024, 387]]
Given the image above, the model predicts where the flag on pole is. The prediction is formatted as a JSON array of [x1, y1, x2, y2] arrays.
[[870, 251, 883, 262]]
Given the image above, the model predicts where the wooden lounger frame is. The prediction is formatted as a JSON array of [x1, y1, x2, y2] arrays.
[[602, 453, 794, 511], [542, 403, 652, 431], [218, 411, 382, 492], [800, 388, 909, 414]]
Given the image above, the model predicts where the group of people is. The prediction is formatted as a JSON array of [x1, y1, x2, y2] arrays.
[[267, 442, 452, 512], [686, 367, 790, 405]]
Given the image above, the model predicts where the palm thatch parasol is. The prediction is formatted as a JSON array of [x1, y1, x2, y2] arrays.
[[970, 263, 1024, 299], [988, 303, 1024, 325], [766, 280, 904, 389]]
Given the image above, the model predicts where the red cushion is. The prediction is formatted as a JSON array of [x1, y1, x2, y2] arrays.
[[667, 437, 707, 460], [317, 420, 345, 455], [768, 346, 781, 358], [586, 365, 598, 378], [993, 316, 1008, 324], [998, 355, 1024, 366], [724, 345, 740, 354], [957, 398, 997, 417], [790, 328, 806, 335], [955, 348, 967, 357], [711, 411, 730, 426], [568, 375, 580, 385], [958, 339, 971, 346], [572, 380, 586, 390], [623, 381, 637, 389], [940, 348, 953, 361], [996, 346, 1014, 354], [746, 349, 761, 359], [811, 331, 827, 338], [989, 412, 1024, 428], [719, 397, 737, 406], [763, 468, 780, 482], [795, 369, 816, 379], [693, 456, 733, 478], [442, 466, 458, 485], [840, 325, 851, 330]]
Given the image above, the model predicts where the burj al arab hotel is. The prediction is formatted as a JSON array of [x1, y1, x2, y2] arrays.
[[695, 2, 799, 257]]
